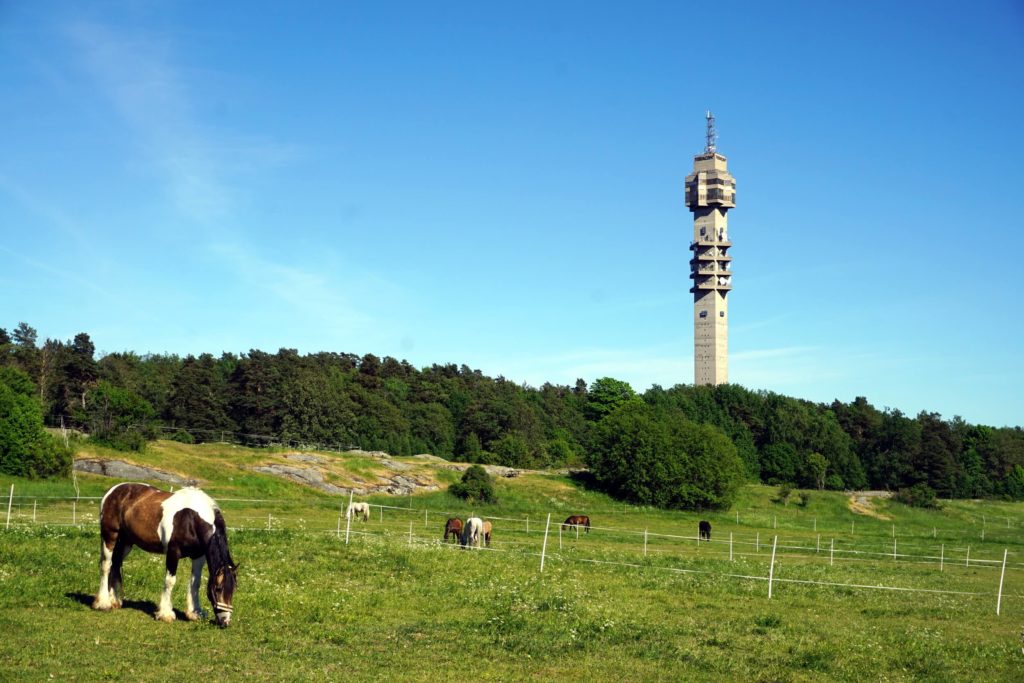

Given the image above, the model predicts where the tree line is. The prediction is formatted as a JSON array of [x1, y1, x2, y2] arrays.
[[1, 321, 1023, 502]]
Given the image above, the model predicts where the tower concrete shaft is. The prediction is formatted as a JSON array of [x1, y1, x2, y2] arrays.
[[685, 116, 735, 386]]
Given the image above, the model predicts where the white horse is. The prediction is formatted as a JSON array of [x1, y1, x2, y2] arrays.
[[461, 516, 484, 548], [346, 502, 370, 521]]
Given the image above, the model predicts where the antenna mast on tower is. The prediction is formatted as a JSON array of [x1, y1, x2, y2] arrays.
[[704, 110, 717, 154]]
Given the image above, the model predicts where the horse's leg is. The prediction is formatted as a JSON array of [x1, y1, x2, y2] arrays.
[[155, 551, 180, 623], [185, 556, 206, 621], [92, 530, 118, 611], [107, 539, 131, 608]]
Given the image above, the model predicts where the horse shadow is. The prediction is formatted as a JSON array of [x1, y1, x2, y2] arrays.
[[66, 592, 158, 617]]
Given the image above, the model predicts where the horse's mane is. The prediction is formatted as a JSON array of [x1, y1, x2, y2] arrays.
[[206, 510, 235, 572]]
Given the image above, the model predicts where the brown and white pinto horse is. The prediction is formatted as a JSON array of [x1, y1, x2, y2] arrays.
[[92, 483, 238, 627], [562, 515, 591, 534], [444, 517, 463, 542]]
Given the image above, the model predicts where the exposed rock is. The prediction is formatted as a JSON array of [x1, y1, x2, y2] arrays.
[[379, 458, 412, 471], [249, 464, 438, 497], [343, 449, 389, 458], [283, 453, 326, 464], [442, 463, 520, 478], [250, 464, 349, 495], [74, 459, 196, 487]]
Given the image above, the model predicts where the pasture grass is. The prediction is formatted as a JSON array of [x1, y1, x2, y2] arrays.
[[1, 442, 1024, 680], [1, 524, 1022, 682]]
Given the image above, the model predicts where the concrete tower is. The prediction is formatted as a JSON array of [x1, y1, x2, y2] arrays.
[[685, 112, 736, 385]]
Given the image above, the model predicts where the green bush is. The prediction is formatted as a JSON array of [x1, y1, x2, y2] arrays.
[[775, 484, 793, 505], [895, 483, 941, 509], [0, 367, 73, 478], [170, 429, 196, 444], [587, 402, 745, 510], [449, 464, 497, 503]]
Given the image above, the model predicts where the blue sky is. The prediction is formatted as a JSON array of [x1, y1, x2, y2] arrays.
[[2, 1, 1023, 427]]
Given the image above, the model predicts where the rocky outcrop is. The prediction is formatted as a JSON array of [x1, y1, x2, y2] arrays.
[[74, 459, 196, 487], [249, 459, 440, 497], [250, 464, 349, 495]]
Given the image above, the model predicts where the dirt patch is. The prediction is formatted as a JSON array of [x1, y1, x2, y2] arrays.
[[848, 490, 893, 520]]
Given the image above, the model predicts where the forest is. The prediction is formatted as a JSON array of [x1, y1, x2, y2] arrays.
[[2, 321, 1023, 502]]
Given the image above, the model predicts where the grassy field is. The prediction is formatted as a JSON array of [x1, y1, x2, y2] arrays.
[[1, 441, 1023, 681]]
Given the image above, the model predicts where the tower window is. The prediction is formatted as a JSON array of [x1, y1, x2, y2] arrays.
[[719, 311, 725, 317], [699, 311, 707, 318]]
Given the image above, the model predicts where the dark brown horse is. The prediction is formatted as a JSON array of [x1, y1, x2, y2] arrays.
[[698, 520, 712, 541], [444, 517, 463, 543], [92, 483, 238, 627], [562, 515, 591, 534]]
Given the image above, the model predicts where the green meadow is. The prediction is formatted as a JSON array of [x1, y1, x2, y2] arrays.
[[1, 441, 1022, 681]]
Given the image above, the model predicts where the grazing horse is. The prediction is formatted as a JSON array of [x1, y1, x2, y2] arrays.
[[92, 483, 238, 627], [461, 516, 484, 548], [562, 515, 591, 534], [444, 517, 463, 543], [698, 520, 712, 541], [482, 520, 493, 547], [346, 502, 370, 522]]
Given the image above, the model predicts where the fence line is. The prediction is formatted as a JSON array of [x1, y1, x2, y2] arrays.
[[7, 490, 1024, 572]]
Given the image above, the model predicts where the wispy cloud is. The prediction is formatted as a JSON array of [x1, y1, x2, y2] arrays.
[[65, 21, 301, 226], [60, 19, 380, 344]]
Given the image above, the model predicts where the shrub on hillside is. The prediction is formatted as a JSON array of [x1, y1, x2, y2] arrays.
[[0, 367, 73, 478], [449, 464, 496, 503], [895, 483, 941, 509], [587, 402, 745, 510]]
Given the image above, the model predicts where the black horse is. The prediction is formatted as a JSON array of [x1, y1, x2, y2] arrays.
[[698, 520, 712, 541]]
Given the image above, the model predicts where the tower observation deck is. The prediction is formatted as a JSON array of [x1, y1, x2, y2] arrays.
[[685, 111, 736, 386]]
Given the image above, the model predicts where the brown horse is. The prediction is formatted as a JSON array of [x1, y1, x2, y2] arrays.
[[482, 520, 492, 547], [92, 483, 238, 627], [444, 517, 463, 542], [562, 514, 590, 534]]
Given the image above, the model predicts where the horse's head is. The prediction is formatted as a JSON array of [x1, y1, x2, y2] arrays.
[[208, 562, 239, 628]]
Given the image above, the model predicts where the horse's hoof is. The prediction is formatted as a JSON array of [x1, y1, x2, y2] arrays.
[[185, 610, 202, 622], [155, 611, 176, 623], [92, 599, 111, 611]]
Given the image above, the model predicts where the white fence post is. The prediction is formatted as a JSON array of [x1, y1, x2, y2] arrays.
[[5, 485, 13, 530], [345, 490, 353, 545], [813, 517, 817, 532], [996, 549, 1008, 615], [540, 513, 551, 572], [73, 501, 77, 526], [830, 538, 834, 567], [409, 521, 413, 546], [756, 532, 760, 552], [526, 515, 529, 534], [558, 523, 562, 551], [729, 532, 734, 561], [816, 534, 820, 553], [644, 529, 648, 557], [893, 538, 897, 561], [940, 544, 944, 572], [768, 535, 778, 599], [966, 545, 970, 568], [424, 508, 428, 528], [32, 499, 37, 524]]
